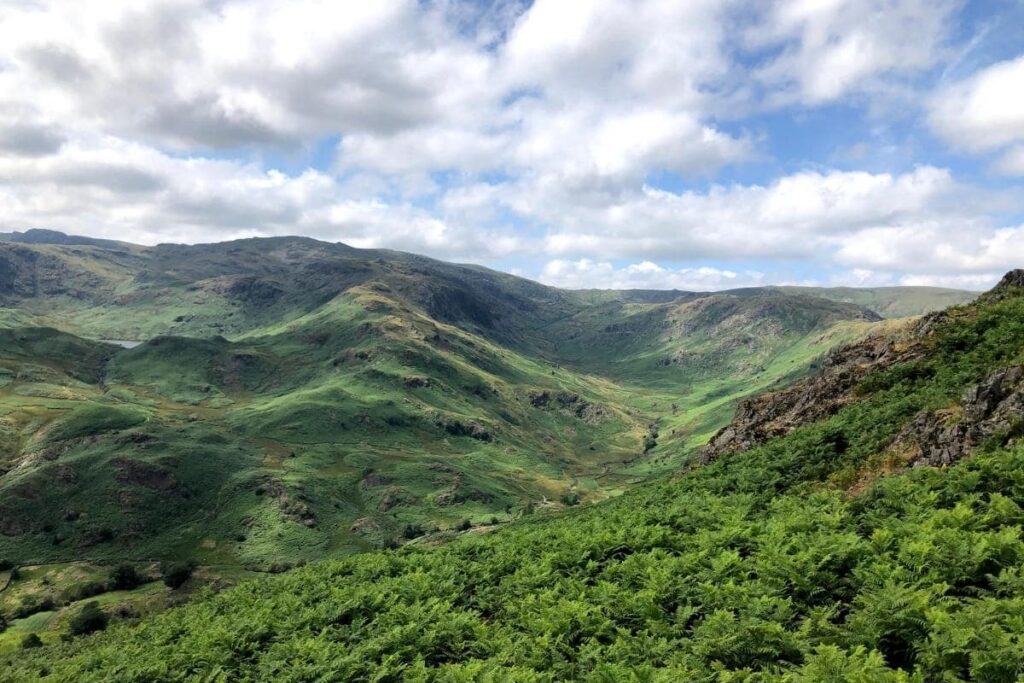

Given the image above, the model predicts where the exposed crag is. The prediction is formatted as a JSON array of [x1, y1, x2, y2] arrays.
[[702, 320, 927, 460], [895, 364, 1024, 467], [703, 271, 1024, 464]]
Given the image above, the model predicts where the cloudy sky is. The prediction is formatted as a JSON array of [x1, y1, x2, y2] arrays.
[[1, 0, 1023, 290]]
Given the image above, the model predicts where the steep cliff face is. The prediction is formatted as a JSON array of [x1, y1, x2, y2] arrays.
[[702, 270, 1024, 464]]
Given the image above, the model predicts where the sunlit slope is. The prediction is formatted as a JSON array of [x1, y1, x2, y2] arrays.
[[0, 287, 649, 567]]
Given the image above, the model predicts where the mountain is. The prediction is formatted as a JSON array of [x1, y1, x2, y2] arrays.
[[0, 229, 134, 251], [0, 230, 980, 654], [4, 269, 1023, 679], [0, 233, 896, 560]]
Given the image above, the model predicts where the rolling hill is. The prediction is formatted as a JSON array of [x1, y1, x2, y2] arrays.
[[0, 231, 980, 653], [1, 265, 1019, 680]]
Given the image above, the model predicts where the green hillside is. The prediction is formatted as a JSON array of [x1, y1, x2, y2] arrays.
[[0, 231, 982, 661], [3, 273, 1022, 680]]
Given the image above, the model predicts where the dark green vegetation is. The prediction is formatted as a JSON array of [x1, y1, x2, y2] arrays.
[[0, 230, 976, 654], [3, 269, 1022, 680]]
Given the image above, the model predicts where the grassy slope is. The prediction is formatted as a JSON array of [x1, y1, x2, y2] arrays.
[[0, 234, 980, 654], [5, 275, 1024, 680], [0, 237, 921, 566], [0, 289, 646, 566]]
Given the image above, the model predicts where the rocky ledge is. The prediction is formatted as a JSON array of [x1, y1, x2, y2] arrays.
[[702, 270, 1024, 464], [895, 365, 1024, 467], [700, 322, 926, 461]]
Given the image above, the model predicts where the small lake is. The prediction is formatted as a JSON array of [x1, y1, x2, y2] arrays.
[[99, 339, 144, 349]]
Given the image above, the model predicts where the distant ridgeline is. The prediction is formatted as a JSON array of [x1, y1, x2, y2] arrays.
[[3, 256, 1023, 678]]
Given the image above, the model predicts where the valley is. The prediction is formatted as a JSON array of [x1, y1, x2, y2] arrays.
[[0, 230, 977, 654], [1, 1, 1019, 677], [3, 255, 1022, 681]]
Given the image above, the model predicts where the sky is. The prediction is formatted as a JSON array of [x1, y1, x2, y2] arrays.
[[1, 1, 1023, 291]]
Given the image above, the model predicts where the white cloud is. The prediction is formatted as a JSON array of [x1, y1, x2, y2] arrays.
[[835, 223, 1024, 275], [930, 55, 1024, 154], [523, 165, 1020, 288], [0, 0, 1020, 292], [525, 166, 970, 260], [0, 0, 498, 150], [995, 146, 1024, 175], [540, 259, 764, 291], [0, 133, 520, 259], [749, 0, 960, 105]]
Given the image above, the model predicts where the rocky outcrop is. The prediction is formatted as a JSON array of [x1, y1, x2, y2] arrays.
[[529, 390, 609, 423], [977, 269, 1024, 304], [702, 322, 925, 461], [894, 366, 1024, 467], [436, 416, 493, 441], [114, 457, 177, 492], [702, 269, 1024, 466], [255, 478, 317, 527], [377, 486, 415, 512]]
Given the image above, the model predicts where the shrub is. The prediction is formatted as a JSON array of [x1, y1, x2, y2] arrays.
[[401, 524, 425, 540], [560, 491, 581, 506], [68, 602, 107, 636], [64, 581, 106, 603], [21, 633, 43, 649], [454, 518, 472, 532], [108, 564, 142, 591], [13, 596, 55, 619], [161, 562, 195, 589]]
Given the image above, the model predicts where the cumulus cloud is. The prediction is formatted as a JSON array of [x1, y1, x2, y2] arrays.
[[930, 55, 1024, 152], [748, 0, 960, 105], [528, 166, 970, 260], [994, 146, 1024, 176], [0, 0, 497, 150], [0, 133, 520, 258], [525, 166, 1017, 289], [0, 0, 1020, 291], [540, 259, 764, 291], [930, 55, 1024, 175]]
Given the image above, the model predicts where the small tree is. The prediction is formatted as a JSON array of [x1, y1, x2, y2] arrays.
[[401, 523, 425, 540], [108, 564, 142, 591], [68, 602, 108, 636], [161, 562, 194, 589], [560, 491, 581, 507], [21, 633, 43, 649]]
